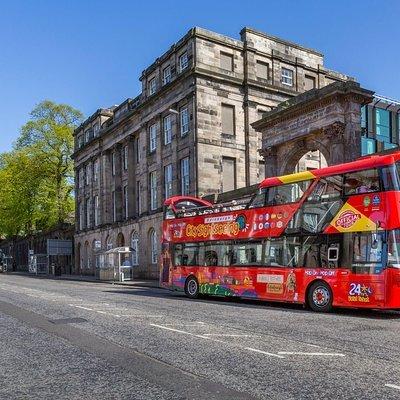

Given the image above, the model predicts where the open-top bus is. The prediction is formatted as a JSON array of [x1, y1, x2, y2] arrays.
[[160, 152, 400, 312]]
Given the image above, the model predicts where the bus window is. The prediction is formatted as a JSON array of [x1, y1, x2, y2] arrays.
[[266, 181, 311, 205], [203, 243, 231, 266], [381, 165, 400, 191], [352, 233, 384, 274], [174, 244, 183, 266], [307, 175, 342, 202], [387, 230, 400, 267], [344, 169, 380, 195], [265, 238, 299, 267], [181, 243, 203, 266], [231, 241, 263, 266], [249, 189, 267, 208]]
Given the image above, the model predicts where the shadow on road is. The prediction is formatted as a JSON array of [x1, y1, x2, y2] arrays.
[[102, 287, 400, 320]]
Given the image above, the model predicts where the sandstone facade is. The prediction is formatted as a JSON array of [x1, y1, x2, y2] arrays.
[[73, 27, 351, 278]]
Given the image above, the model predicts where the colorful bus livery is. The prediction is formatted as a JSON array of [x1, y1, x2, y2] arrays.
[[160, 152, 400, 312]]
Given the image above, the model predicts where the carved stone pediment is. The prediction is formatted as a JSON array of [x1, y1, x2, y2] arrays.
[[322, 121, 345, 140], [258, 147, 277, 159]]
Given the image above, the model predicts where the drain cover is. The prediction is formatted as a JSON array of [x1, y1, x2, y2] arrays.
[[49, 317, 87, 325]]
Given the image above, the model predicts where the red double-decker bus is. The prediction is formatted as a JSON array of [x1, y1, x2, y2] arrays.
[[160, 152, 400, 312]]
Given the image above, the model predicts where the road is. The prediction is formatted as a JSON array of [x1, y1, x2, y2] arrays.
[[0, 274, 400, 400]]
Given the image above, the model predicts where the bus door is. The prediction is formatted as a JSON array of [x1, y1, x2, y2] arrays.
[[160, 242, 173, 286], [344, 232, 386, 307], [262, 238, 300, 302]]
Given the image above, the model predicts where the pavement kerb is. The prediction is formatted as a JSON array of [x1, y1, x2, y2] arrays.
[[2, 272, 162, 290]]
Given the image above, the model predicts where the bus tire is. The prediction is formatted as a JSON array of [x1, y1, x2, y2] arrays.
[[307, 281, 333, 312], [185, 276, 199, 299]]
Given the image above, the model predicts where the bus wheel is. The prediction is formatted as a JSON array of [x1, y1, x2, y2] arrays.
[[185, 276, 199, 299], [308, 281, 333, 312]]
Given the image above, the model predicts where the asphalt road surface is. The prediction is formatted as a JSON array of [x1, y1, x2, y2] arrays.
[[1, 274, 400, 400]]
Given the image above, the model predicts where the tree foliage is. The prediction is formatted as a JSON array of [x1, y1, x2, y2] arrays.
[[0, 101, 83, 238]]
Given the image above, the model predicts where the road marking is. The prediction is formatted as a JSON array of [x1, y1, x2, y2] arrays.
[[385, 384, 400, 391], [245, 347, 285, 359], [71, 305, 93, 311], [277, 351, 345, 357], [203, 333, 248, 337], [150, 324, 283, 358]]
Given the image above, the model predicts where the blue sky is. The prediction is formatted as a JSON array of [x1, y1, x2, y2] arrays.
[[1, 0, 399, 152]]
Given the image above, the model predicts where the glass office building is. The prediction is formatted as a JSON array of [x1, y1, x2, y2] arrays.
[[361, 96, 400, 156]]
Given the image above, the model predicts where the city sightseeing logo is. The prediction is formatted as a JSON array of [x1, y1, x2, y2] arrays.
[[335, 210, 361, 229]]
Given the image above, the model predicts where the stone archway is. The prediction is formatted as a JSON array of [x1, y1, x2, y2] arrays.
[[252, 82, 374, 178]]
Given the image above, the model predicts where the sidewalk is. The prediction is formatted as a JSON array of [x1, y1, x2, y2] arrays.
[[5, 272, 161, 290]]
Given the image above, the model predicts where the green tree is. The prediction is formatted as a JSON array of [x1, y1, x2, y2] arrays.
[[0, 100, 83, 238], [16, 100, 83, 225]]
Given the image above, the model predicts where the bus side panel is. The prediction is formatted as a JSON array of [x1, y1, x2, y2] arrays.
[[384, 268, 400, 309]]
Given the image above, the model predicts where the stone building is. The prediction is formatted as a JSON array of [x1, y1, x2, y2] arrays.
[[72, 26, 352, 278], [253, 81, 400, 177]]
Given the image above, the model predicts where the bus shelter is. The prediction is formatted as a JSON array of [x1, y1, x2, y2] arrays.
[[98, 247, 134, 282]]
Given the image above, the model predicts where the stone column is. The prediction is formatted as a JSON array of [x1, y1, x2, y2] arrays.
[[259, 147, 278, 178], [323, 122, 346, 165]]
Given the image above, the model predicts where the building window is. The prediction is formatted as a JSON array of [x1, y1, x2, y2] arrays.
[[94, 195, 100, 226], [163, 65, 171, 85], [258, 161, 265, 181], [149, 124, 157, 152], [136, 181, 141, 215], [220, 52, 233, 71], [86, 198, 91, 228], [150, 229, 158, 264], [123, 184, 128, 219], [222, 157, 236, 192], [164, 164, 173, 199], [131, 232, 139, 266], [112, 191, 116, 222], [281, 68, 293, 86], [78, 135, 84, 148], [163, 114, 172, 145], [85, 163, 91, 186], [179, 52, 188, 72], [111, 152, 116, 176], [84, 130, 90, 143], [135, 137, 141, 163], [256, 61, 269, 80], [150, 171, 157, 210], [361, 137, 376, 156], [93, 123, 100, 137], [180, 157, 190, 195], [79, 201, 84, 230], [361, 105, 368, 133], [304, 75, 316, 91], [123, 145, 128, 170], [180, 106, 189, 136], [376, 108, 391, 143], [93, 158, 99, 182], [78, 168, 84, 189], [149, 77, 157, 95], [221, 104, 235, 135]]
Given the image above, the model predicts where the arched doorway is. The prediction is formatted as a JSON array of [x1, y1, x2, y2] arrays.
[[116, 232, 125, 247], [294, 150, 328, 173]]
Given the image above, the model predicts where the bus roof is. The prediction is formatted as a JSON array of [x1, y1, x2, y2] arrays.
[[259, 151, 400, 189]]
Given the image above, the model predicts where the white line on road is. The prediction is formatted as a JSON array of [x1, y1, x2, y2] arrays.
[[150, 323, 284, 358], [71, 305, 93, 311], [385, 384, 400, 391], [203, 334, 252, 337], [245, 347, 285, 359], [278, 351, 345, 357]]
